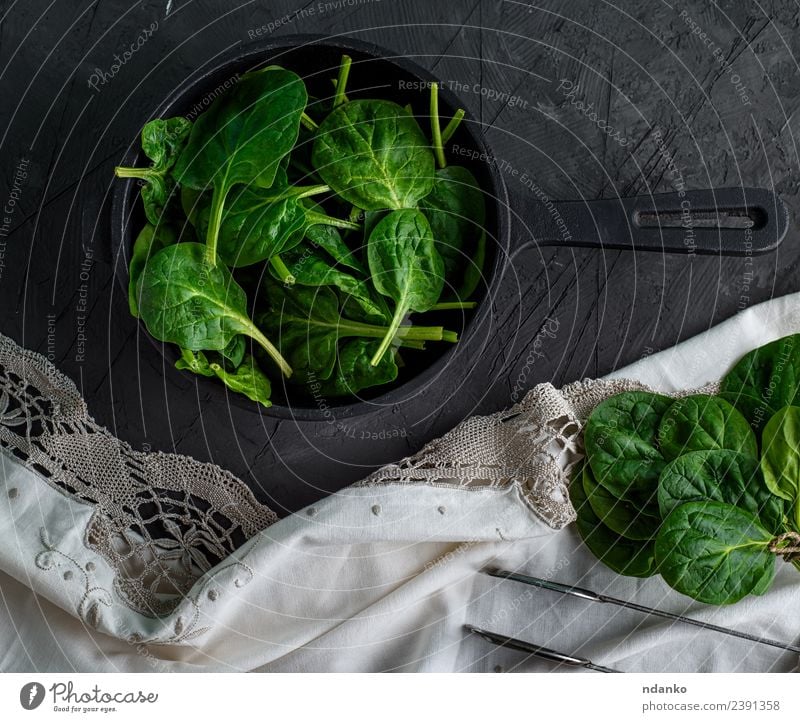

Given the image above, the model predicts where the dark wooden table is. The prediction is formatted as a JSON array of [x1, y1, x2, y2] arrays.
[[2, 0, 798, 515]]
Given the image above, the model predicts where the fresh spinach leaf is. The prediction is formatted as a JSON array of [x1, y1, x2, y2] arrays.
[[312, 99, 434, 210], [137, 242, 291, 376], [210, 354, 272, 407], [717, 391, 769, 435], [173, 67, 307, 263], [760, 406, 800, 529], [261, 284, 341, 382], [199, 183, 308, 268], [115, 117, 192, 225], [721, 334, 800, 432], [363, 209, 389, 240], [181, 186, 205, 225], [175, 347, 271, 407], [274, 244, 387, 322], [315, 338, 398, 397], [569, 466, 658, 578], [262, 282, 449, 382], [584, 391, 673, 498], [458, 228, 486, 301], [303, 199, 365, 274], [175, 348, 216, 377], [128, 222, 176, 317], [658, 449, 784, 534], [221, 335, 246, 368], [420, 165, 485, 283], [655, 501, 776, 605], [194, 176, 358, 269], [582, 462, 660, 540], [658, 394, 757, 460], [367, 209, 445, 365]]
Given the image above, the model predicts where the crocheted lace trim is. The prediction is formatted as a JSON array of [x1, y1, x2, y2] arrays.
[[357, 379, 718, 529], [0, 332, 277, 618]]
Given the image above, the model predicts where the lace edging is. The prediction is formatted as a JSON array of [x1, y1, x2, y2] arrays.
[[0, 332, 276, 618]]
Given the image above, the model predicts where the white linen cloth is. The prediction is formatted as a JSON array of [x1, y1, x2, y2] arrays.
[[2, 293, 800, 673]]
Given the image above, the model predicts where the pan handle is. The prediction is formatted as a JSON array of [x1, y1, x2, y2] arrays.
[[517, 187, 789, 255]]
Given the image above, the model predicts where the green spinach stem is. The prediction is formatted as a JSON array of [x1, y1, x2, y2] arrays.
[[269, 255, 295, 285], [334, 55, 352, 107], [305, 210, 360, 230], [294, 184, 330, 200], [244, 320, 292, 377], [428, 301, 477, 311], [300, 112, 318, 131], [205, 187, 227, 266], [262, 184, 330, 202], [331, 79, 349, 104], [306, 316, 447, 342], [430, 83, 447, 169], [115, 166, 153, 179], [348, 204, 362, 223], [371, 306, 407, 366], [441, 330, 459, 343], [441, 109, 465, 143]]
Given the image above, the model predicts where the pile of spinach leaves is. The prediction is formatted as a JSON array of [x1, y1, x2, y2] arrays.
[[575, 333, 800, 605], [116, 57, 486, 407]]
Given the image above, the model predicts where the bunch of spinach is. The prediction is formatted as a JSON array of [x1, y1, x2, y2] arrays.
[[578, 334, 800, 605], [116, 57, 487, 407]]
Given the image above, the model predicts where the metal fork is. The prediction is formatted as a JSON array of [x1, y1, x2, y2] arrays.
[[466, 567, 800, 671]]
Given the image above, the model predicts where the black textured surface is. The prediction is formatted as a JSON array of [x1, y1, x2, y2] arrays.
[[1, 0, 798, 516]]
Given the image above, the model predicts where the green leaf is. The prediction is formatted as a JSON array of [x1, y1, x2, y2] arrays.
[[128, 223, 176, 317], [582, 464, 660, 540], [175, 348, 271, 407], [261, 282, 450, 383], [141, 117, 192, 169], [420, 166, 485, 284], [658, 395, 757, 460], [315, 338, 398, 397], [312, 99, 434, 210], [210, 354, 272, 408], [363, 209, 389, 240], [181, 186, 208, 228], [458, 228, 486, 301], [175, 348, 215, 377], [584, 391, 673, 498], [658, 449, 784, 534], [115, 117, 192, 225], [303, 199, 365, 274], [274, 244, 387, 322], [367, 209, 445, 365], [721, 334, 800, 432], [221, 335, 246, 368], [173, 67, 307, 263], [137, 243, 291, 376], [201, 182, 308, 268], [262, 284, 342, 382], [569, 466, 657, 578], [761, 407, 800, 531], [655, 501, 775, 605]]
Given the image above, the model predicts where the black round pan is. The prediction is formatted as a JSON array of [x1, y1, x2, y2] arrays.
[[110, 34, 790, 421]]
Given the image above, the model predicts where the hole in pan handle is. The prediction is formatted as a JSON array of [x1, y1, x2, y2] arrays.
[[517, 187, 789, 256]]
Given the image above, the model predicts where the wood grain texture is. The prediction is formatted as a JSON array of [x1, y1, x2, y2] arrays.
[[0, 0, 798, 514]]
